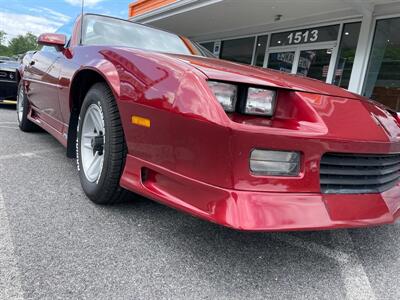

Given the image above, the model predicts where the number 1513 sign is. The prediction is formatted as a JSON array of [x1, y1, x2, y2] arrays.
[[270, 25, 339, 47], [287, 30, 319, 44]]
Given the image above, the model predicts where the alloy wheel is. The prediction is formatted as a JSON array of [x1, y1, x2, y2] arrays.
[[80, 104, 105, 183]]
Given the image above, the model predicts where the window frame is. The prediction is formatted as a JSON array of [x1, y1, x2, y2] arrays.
[[361, 14, 400, 98], [219, 35, 256, 65], [196, 17, 363, 84]]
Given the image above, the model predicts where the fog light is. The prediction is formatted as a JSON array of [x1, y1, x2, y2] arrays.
[[250, 149, 300, 176]]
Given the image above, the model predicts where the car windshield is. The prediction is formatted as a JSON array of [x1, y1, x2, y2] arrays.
[[82, 14, 213, 57]]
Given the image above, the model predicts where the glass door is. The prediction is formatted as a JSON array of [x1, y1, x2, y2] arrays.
[[296, 45, 335, 81], [265, 42, 337, 83]]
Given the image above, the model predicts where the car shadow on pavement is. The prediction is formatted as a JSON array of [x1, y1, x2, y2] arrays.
[[107, 193, 397, 256], [0, 102, 16, 110]]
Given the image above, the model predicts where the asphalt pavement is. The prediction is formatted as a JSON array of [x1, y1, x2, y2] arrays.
[[0, 103, 399, 300]]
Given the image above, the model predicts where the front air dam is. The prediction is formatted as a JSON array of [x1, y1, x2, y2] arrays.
[[120, 154, 400, 231]]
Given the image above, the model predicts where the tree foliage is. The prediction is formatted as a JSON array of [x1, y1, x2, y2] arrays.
[[0, 31, 39, 57], [0, 31, 6, 44], [0, 31, 11, 56]]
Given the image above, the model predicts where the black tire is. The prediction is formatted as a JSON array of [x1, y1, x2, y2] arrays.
[[17, 82, 39, 132], [77, 82, 130, 204]]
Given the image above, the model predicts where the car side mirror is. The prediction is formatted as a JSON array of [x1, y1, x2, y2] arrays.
[[37, 33, 66, 51]]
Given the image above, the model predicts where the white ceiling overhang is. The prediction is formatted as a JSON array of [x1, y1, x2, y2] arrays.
[[131, 0, 400, 40]]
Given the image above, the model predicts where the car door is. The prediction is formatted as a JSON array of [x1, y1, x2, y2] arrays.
[[24, 47, 63, 132], [24, 17, 77, 133]]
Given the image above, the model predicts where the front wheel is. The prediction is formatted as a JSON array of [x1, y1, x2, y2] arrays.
[[77, 82, 130, 204]]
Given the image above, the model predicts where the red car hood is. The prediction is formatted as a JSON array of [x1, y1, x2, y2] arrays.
[[167, 54, 363, 100]]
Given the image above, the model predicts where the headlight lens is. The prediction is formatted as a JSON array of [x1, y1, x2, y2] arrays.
[[245, 87, 276, 116], [207, 81, 237, 112], [250, 149, 300, 176]]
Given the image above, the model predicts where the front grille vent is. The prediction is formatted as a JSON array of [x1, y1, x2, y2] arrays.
[[320, 153, 400, 194], [0, 71, 15, 81]]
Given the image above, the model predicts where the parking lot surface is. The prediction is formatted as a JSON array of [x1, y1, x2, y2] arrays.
[[0, 104, 399, 300]]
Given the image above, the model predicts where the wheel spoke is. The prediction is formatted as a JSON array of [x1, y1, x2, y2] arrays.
[[83, 142, 92, 150], [89, 109, 103, 133], [86, 152, 102, 179], [83, 133, 97, 139]]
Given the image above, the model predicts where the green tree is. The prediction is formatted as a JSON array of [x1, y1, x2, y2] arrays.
[[0, 31, 6, 44], [0, 30, 11, 56], [7, 33, 39, 56]]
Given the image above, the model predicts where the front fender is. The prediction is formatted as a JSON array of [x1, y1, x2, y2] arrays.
[[70, 60, 121, 108]]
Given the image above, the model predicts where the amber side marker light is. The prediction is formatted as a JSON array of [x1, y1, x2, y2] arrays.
[[132, 116, 151, 128]]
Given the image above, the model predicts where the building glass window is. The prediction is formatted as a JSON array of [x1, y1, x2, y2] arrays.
[[220, 37, 255, 65], [254, 35, 268, 67], [333, 22, 361, 89], [297, 49, 332, 81], [364, 17, 400, 111], [200, 42, 215, 53], [267, 52, 295, 73]]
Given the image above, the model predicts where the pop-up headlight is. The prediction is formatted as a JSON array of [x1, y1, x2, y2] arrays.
[[207, 81, 238, 112], [245, 88, 276, 116]]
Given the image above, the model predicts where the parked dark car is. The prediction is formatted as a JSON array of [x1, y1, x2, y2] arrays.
[[0, 56, 18, 102]]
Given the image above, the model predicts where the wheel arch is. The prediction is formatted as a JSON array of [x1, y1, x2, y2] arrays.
[[67, 67, 120, 158]]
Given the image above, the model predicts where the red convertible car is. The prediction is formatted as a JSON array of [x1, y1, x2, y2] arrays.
[[18, 14, 400, 231]]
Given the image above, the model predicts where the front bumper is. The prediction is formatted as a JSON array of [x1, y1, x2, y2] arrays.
[[0, 80, 18, 101], [120, 154, 400, 231]]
